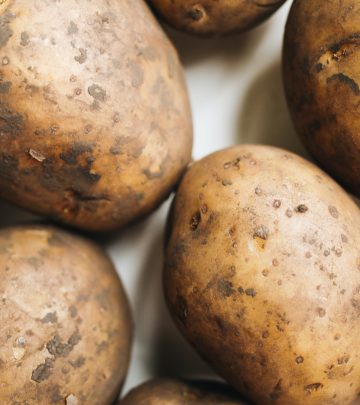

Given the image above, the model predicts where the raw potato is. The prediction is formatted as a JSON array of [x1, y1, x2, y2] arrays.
[[0, 0, 192, 232], [0, 225, 132, 405], [148, 0, 287, 37], [283, 0, 360, 196], [119, 379, 248, 404], [164, 145, 360, 405]]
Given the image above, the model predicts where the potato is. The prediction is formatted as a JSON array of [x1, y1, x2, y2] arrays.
[[0, 0, 192, 232], [0, 225, 132, 405], [148, 0, 287, 37], [119, 379, 247, 404], [283, 0, 360, 196], [164, 145, 360, 405]]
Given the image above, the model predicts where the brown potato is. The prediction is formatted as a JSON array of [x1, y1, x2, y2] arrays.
[[0, 0, 192, 232], [0, 225, 132, 405], [119, 379, 248, 404], [164, 145, 360, 405], [283, 0, 360, 196], [148, 0, 287, 37]]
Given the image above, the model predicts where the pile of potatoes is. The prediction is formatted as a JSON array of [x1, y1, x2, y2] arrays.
[[0, 0, 359, 404]]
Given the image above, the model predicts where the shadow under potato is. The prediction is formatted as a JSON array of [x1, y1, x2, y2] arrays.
[[134, 217, 216, 379], [164, 22, 269, 68], [238, 61, 310, 158]]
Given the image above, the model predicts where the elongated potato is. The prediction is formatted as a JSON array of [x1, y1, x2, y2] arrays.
[[0, 0, 192, 231], [283, 0, 360, 196], [164, 145, 360, 405], [0, 225, 132, 405], [148, 0, 287, 37], [119, 379, 248, 404]]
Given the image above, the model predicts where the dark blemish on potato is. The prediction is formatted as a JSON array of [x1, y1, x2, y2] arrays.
[[262, 331, 269, 339], [75, 48, 87, 64], [351, 298, 360, 312], [305, 251, 312, 259], [0, 103, 25, 136], [200, 204, 208, 214], [0, 153, 18, 180], [223, 157, 241, 170], [0, 80, 11, 93], [190, 211, 201, 231], [69, 75, 77, 83], [262, 269, 269, 277], [175, 296, 188, 325], [69, 306, 77, 318], [222, 179, 232, 186], [217, 279, 235, 298], [187, 4, 206, 21], [324, 249, 330, 257], [20, 31, 30, 46], [296, 356, 304, 364], [341, 234, 348, 243], [0, 12, 14, 49], [253, 226, 269, 240], [127, 60, 144, 88], [315, 63, 324, 72], [41, 312, 58, 324], [69, 356, 86, 369], [96, 341, 109, 354], [273, 200, 281, 209], [31, 358, 54, 383], [337, 355, 350, 365], [269, 379, 282, 400], [238, 287, 244, 294], [286, 209, 293, 218], [327, 73, 360, 95], [304, 383, 324, 394], [74, 88, 82, 96], [245, 288, 257, 297], [255, 187, 262, 195], [67, 21, 78, 35], [272, 258, 279, 267], [296, 204, 308, 213], [88, 84, 106, 102], [46, 332, 81, 358], [318, 308, 326, 318], [60, 143, 93, 165], [328, 206, 339, 218]]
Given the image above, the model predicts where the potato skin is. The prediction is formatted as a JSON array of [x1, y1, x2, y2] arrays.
[[283, 0, 360, 196], [164, 145, 360, 405], [148, 0, 286, 37], [119, 379, 247, 404], [0, 0, 192, 232], [0, 225, 132, 405]]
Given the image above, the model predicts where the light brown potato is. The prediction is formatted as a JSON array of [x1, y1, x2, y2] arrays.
[[0, 225, 132, 405], [164, 145, 360, 405], [0, 0, 192, 232], [283, 0, 360, 196], [119, 379, 248, 404], [148, 0, 287, 37]]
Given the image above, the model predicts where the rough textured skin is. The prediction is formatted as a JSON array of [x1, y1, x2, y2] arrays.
[[164, 145, 360, 405], [0, 0, 192, 232], [283, 0, 360, 196], [148, 0, 286, 37], [0, 225, 132, 405], [119, 379, 247, 404]]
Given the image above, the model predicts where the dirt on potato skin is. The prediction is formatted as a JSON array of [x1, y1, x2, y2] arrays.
[[119, 379, 248, 404], [164, 145, 360, 405], [148, 0, 287, 37], [0, 0, 192, 232], [0, 225, 133, 405], [283, 0, 360, 196]]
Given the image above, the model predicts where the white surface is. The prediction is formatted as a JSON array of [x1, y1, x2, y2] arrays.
[[1, 1, 360, 403]]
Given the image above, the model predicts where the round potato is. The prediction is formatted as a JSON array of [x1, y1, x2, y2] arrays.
[[283, 0, 360, 196], [0, 225, 132, 405], [119, 379, 247, 404], [148, 0, 287, 37], [0, 0, 192, 232], [164, 145, 360, 405]]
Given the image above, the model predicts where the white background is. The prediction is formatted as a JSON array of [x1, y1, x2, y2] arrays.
[[2, 1, 360, 403]]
